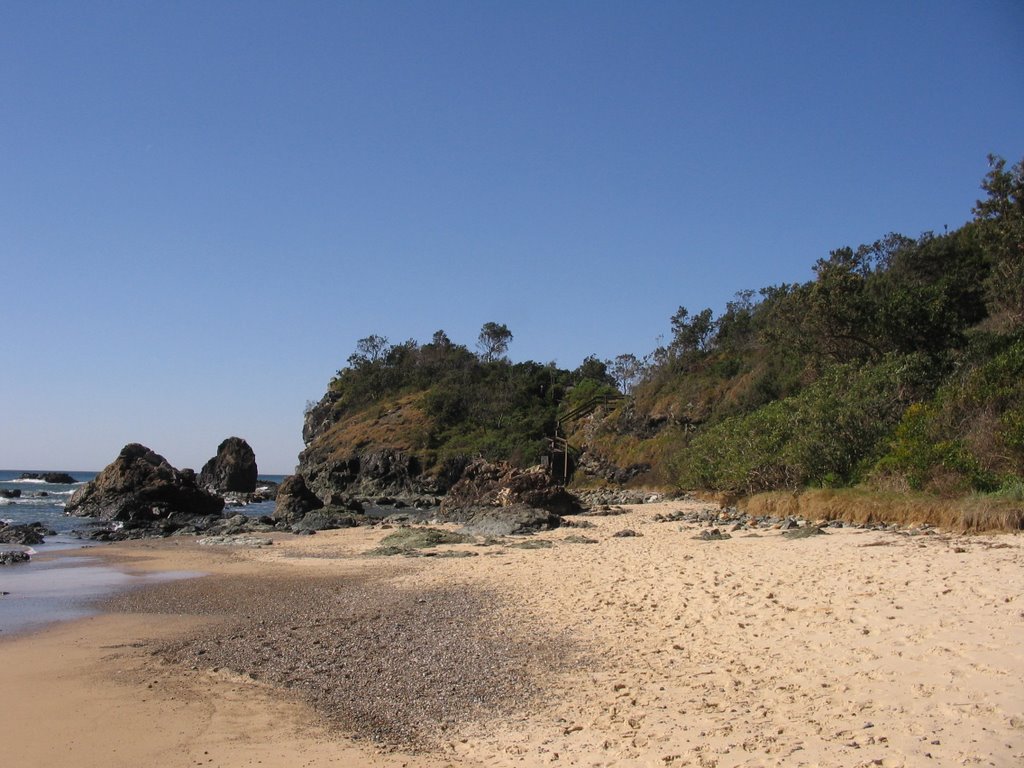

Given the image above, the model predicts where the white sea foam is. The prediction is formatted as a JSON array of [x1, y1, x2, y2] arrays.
[[8, 478, 46, 484]]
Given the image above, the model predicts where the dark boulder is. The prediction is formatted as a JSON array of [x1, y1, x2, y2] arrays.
[[273, 474, 324, 524], [64, 443, 224, 521], [438, 459, 583, 522], [198, 437, 258, 494], [0, 550, 31, 566], [0, 522, 53, 545], [1, 489, 21, 499]]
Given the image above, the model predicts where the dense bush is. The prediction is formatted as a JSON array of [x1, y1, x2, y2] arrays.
[[673, 356, 932, 493], [872, 334, 1024, 493]]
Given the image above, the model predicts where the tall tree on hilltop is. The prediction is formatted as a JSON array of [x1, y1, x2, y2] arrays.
[[609, 353, 644, 394], [477, 322, 513, 362], [347, 334, 390, 367], [974, 154, 1024, 326]]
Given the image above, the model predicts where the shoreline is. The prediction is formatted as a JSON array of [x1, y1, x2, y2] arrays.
[[2, 501, 1022, 767]]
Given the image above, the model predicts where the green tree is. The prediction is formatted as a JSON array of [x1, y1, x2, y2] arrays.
[[670, 306, 714, 355], [609, 353, 643, 393], [347, 334, 390, 367], [477, 322, 513, 362], [974, 154, 1024, 326]]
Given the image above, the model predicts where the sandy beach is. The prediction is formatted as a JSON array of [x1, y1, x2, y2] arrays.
[[2, 500, 1022, 768]]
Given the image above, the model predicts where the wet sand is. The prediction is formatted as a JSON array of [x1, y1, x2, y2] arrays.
[[1, 501, 1022, 767]]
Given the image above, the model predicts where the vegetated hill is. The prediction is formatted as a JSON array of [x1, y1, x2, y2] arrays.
[[573, 155, 1024, 501], [298, 156, 1023, 510], [298, 328, 620, 500]]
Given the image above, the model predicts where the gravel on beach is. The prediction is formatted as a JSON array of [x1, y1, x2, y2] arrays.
[[103, 567, 578, 749]]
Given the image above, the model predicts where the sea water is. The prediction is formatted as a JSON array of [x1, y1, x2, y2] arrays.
[[0, 469, 284, 636]]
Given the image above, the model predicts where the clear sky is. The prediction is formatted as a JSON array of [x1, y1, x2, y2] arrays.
[[2, 1, 1022, 474]]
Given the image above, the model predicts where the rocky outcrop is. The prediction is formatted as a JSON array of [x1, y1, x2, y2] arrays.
[[0, 522, 54, 545], [198, 437, 258, 493], [437, 459, 581, 527], [0, 489, 21, 499], [65, 443, 224, 521], [273, 473, 325, 524]]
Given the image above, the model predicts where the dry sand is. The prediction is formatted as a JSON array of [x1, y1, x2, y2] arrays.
[[1, 500, 1022, 767]]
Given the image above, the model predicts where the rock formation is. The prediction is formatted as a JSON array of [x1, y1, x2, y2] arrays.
[[198, 437, 258, 493], [272, 473, 324, 524], [436, 459, 582, 532], [65, 443, 224, 521]]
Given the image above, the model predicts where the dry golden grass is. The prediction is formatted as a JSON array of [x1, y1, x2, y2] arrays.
[[315, 393, 432, 464], [739, 488, 1024, 533]]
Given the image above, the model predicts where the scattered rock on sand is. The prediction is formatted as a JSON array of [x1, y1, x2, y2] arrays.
[[197, 536, 273, 547], [782, 524, 829, 539], [695, 528, 731, 541], [367, 526, 472, 556]]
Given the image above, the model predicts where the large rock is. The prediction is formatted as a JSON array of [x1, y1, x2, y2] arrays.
[[65, 443, 224, 521], [458, 504, 561, 536], [198, 437, 258, 493], [438, 459, 582, 523], [273, 473, 324, 524]]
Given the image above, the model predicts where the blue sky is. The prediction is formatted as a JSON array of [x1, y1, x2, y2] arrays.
[[2, 1, 1021, 473]]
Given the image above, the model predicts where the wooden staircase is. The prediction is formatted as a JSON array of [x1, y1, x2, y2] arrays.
[[545, 392, 624, 484]]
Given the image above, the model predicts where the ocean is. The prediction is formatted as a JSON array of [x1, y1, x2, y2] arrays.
[[0, 469, 285, 636]]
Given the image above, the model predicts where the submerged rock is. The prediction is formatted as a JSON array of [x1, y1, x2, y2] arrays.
[[19, 472, 77, 484]]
